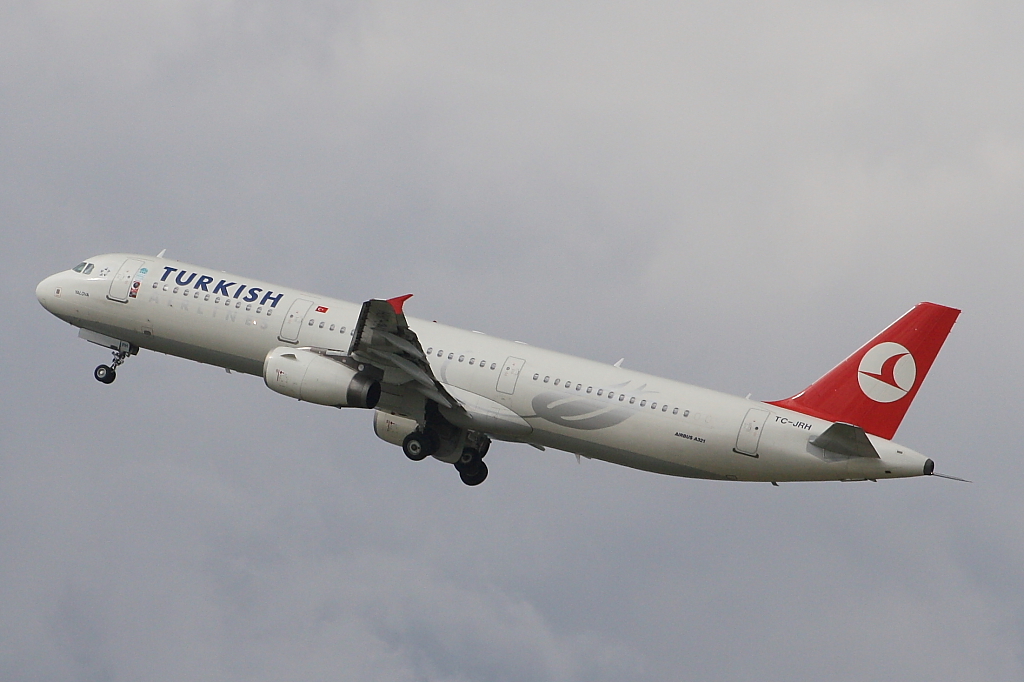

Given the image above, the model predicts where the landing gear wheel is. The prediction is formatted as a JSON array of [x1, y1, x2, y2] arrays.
[[94, 365, 116, 384], [402, 431, 436, 461], [459, 461, 488, 486], [454, 448, 480, 473]]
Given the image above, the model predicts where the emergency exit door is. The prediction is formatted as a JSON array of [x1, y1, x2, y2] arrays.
[[496, 356, 526, 395], [278, 298, 313, 343]]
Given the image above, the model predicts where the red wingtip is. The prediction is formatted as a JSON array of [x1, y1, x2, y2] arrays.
[[387, 294, 413, 315]]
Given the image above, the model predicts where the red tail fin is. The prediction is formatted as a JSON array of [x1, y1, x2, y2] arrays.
[[767, 302, 960, 439]]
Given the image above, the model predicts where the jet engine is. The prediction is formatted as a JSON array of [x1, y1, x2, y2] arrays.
[[373, 410, 420, 446], [264, 347, 380, 409]]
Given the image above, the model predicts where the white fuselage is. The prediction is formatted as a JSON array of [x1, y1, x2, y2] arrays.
[[36, 254, 931, 482]]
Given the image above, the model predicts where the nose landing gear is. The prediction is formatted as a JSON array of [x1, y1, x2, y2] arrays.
[[94, 346, 133, 384]]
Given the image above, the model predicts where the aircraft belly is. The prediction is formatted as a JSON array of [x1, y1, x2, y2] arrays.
[[528, 430, 730, 480]]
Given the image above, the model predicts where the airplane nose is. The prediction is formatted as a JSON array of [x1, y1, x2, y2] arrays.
[[36, 274, 61, 311]]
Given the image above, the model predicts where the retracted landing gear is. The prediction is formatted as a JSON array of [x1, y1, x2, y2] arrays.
[[94, 345, 133, 384]]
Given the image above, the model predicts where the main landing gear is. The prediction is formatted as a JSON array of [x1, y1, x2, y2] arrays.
[[94, 346, 132, 384], [455, 447, 488, 486], [402, 428, 491, 486], [402, 430, 438, 461]]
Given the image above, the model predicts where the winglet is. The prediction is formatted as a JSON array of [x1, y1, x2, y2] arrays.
[[387, 294, 413, 315]]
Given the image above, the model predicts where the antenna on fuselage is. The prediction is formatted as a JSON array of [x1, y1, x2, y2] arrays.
[[156, 249, 166, 258], [613, 358, 625, 368]]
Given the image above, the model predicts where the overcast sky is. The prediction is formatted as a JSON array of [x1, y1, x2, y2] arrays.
[[3, 1, 1023, 680]]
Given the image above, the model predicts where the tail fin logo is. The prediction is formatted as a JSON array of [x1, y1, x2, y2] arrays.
[[857, 342, 917, 403]]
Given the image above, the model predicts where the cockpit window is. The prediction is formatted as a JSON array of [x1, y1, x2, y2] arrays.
[[83, 264, 94, 274], [73, 262, 87, 273]]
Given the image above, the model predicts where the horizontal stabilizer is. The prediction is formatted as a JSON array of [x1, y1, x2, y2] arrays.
[[809, 422, 879, 459]]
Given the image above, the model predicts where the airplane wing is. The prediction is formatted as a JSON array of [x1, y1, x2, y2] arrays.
[[346, 295, 463, 411]]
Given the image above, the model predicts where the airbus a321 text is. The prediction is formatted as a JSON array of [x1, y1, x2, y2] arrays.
[[37, 254, 962, 486]]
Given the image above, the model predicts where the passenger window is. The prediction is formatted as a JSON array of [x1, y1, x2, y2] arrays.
[[437, 350, 443, 357], [340, 326, 345, 333], [269, 310, 274, 317], [619, 395, 626, 402], [650, 402, 656, 409], [470, 358, 476, 365], [490, 363, 496, 370], [308, 319, 314, 326], [533, 373, 539, 380], [153, 282, 158, 289], [319, 321, 325, 329], [448, 353, 454, 360], [73, 262, 87, 273], [173, 287, 179, 294], [662, 405, 669, 412], [554, 379, 561, 386], [329, 324, 335, 331], [629, 397, 636, 404], [206, 295, 211, 302], [597, 389, 603, 396], [83, 264, 94, 275], [608, 392, 614, 399], [255, 305, 261, 312], [194, 292, 199, 299], [184, 289, 190, 296], [236, 302, 241, 308], [576, 384, 582, 391], [544, 376, 550, 383], [640, 400, 646, 407], [426, 347, 433, 354], [458, 355, 464, 362]]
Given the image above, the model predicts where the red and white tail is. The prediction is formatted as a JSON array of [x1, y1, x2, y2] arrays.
[[767, 302, 960, 439]]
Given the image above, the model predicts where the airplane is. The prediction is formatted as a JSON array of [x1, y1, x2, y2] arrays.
[[36, 253, 961, 486]]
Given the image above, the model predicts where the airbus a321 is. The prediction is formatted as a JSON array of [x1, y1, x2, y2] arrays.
[[37, 253, 961, 486]]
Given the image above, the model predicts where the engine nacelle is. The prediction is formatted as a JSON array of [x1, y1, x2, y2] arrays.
[[373, 410, 420, 446], [264, 347, 380, 409]]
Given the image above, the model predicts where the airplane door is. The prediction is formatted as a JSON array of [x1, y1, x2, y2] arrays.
[[278, 298, 314, 343], [496, 356, 526, 395], [107, 258, 146, 303], [734, 408, 770, 457]]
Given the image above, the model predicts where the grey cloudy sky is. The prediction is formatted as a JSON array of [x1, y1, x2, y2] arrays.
[[2, 1, 1023, 680]]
